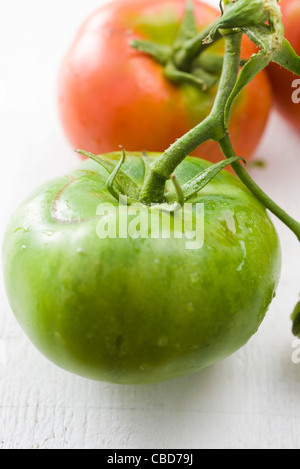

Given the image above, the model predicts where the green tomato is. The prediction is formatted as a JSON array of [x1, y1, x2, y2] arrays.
[[2, 153, 281, 384]]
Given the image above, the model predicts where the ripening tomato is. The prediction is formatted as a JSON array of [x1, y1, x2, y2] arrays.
[[267, 0, 300, 130], [58, 0, 272, 163]]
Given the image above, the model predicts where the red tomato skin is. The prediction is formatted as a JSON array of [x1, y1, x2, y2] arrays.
[[268, 0, 300, 130], [58, 0, 272, 163]]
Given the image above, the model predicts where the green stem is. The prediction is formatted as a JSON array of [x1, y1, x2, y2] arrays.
[[210, 32, 242, 125], [140, 32, 242, 204], [139, 117, 214, 204], [219, 134, 300, 241], [174, 27, 223, 72]]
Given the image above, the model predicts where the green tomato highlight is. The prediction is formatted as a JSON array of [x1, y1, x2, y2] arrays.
[[2, 153, 281, 384]]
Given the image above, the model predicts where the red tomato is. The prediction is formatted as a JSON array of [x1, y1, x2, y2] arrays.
[[58, 0, 272, 163], [267, 0, 300, 130]]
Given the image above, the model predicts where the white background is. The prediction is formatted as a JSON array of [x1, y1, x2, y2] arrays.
[[1, 0, 300, 449]]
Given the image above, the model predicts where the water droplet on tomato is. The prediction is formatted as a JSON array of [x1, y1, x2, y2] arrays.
[[76, 247, 86, 255], [237, 240, 247, 271], [42, 230, 54, 237], [190, 272, 200, 283]]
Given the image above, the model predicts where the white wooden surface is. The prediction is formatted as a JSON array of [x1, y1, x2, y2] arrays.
[[1, 0, 300, 449]]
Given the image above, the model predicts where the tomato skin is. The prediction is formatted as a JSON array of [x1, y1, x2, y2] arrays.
[[267, 0, 300, 130], [3, 153, 281, 384], [58, 0, 271, 164]]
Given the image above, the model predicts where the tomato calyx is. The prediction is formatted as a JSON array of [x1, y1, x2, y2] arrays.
[[77, 149, 242, 210], [130, 0, 285, 91], [77, 149, 140, 206], [131, 0, 221, 90]]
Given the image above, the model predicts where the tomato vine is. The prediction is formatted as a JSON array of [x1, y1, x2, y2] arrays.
[[131, 0, 300, 244]]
